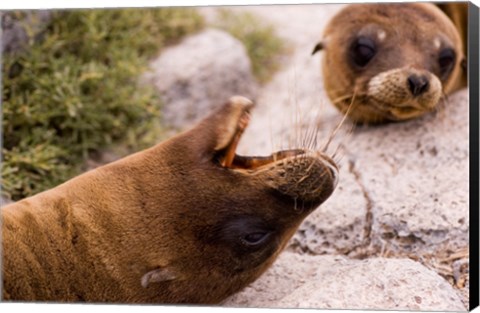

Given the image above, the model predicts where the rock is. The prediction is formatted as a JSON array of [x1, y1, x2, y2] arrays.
[[224, 252, 466, 311], [144, 28, 259, 130], [1, 11, 52, 54]]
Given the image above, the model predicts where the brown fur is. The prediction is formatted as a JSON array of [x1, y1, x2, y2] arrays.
[[437, 1, 468, 87], [2, 96, 338, 304], [313, 3, 467, 123]]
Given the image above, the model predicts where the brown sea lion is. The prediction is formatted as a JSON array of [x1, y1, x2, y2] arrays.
[[312, 3, 468, 123], [2, 96, 338, 304]]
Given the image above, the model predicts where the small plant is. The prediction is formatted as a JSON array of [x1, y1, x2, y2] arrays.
[[216, 9, 289, 84], [2, 8, 204, 201]]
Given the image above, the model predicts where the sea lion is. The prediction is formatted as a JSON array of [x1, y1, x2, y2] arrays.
[[312, 3, 467, 123], [2, 96, 338, 304]]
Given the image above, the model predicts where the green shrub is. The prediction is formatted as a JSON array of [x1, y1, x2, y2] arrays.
[[216, 9, 289, 84], [2, 8, 204, 201]]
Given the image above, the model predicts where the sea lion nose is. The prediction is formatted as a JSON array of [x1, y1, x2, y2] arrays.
[[407, 74, 430, 97]]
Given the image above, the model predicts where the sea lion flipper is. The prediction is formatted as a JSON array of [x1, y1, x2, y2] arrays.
[[141, 267, 177, 288]]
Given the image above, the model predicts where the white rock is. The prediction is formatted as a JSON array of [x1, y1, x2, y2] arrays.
[[144, 28, 258, 130], [224, 252, 466, 311]]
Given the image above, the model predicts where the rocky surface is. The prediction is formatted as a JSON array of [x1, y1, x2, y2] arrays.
[[224, 252, 466, 311], [143, 28, 259, 130]]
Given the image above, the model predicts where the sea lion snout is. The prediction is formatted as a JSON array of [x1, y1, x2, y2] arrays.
[[258, 151, 339, 209], [367, 67, 443, 120]]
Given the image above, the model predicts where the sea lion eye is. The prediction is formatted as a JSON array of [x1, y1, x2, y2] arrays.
[[241, 232, 270, 246], [350, 36, 377, 67], [214, 216, 274, 250], [438, 48, 456, 78]]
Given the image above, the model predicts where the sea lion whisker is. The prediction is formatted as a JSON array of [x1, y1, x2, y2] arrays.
[[330, 93, 355, 105], [311, 108, 324, 151], [333, 153, 345, 166], [306, 123, 314, 150], [321, 90, 357, 153], [329, 90, 368, 106], [312, 125, 320, 151], [294, 101, 302, 151], [331, 120, 354, 166], [303, 122, 316, 152], [303, 105, 320, 151], [331, 143, 346, 164]]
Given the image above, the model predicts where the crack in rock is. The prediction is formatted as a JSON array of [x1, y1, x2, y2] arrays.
[[348, 159, 374, 246], [331, 157, 379, 258]]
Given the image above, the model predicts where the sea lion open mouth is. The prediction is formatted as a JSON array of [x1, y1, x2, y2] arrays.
[[212, 96, 338, 205], [215, 104, 309, 170]]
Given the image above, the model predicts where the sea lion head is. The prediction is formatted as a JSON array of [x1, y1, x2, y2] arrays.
[[313, 3, 465, 123], [140, 96, 338, 303]]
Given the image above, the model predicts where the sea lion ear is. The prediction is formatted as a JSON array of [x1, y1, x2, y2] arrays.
[[213, 96, 253, 151], [141, 267, 178, 288], [186, 96, 254, 156], [312, 41, 325, 55]]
